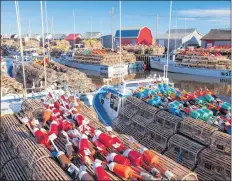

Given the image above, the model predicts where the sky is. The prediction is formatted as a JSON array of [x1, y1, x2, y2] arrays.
[[1, 1, 230, 37]]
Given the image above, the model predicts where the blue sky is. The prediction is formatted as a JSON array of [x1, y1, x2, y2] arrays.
[[1, 1, 230, 37]]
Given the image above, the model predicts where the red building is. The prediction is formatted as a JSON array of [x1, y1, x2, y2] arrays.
[[115, 27, 153, 46], [65, 34, 81, 48]]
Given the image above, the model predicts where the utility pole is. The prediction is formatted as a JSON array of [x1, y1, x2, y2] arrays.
[[184, 17, 186, 48], [109, 7, 114, 51]]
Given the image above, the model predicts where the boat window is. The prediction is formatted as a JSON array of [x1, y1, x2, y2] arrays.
[[110, 94, 119, 112]]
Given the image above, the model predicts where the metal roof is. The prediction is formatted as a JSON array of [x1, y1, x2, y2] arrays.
[[82, 32, 102, 39], [201, 29, 231, 40], [115, 29, 140, 38], [157, 28, 199, 39]]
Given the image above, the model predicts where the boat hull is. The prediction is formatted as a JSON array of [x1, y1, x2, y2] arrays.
[[55, 58, 129, 78], [150, 61, 231, 78]]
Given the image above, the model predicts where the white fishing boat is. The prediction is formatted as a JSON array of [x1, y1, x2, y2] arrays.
[[93, 76, 169, 125], [55, 53, 129, 77], [150, 54, 231, 78]]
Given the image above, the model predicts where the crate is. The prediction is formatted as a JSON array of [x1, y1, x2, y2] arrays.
[[210, 131, 231, 155], [196, 148, 231, 181], [164, 134, 205, 169], [179, 117, 217, 145], [155, 110, 182, 134]]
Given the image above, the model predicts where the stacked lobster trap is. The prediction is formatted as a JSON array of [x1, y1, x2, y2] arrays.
[[164, 134, 205, 170]]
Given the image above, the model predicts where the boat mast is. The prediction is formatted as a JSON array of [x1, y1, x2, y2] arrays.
[[45, 0, 50, 60], [40, 0, 47, 88], [165, 0, 172, 79], [109, 7, 114, 51], [73, 9, 75, 50], [15, 0, 27, 98], [119, 0, 122, 83]]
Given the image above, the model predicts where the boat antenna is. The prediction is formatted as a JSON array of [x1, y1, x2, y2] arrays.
[[41, 0, 47, 88], [165, 0, 172, 79], [15, 0, 27, 98]]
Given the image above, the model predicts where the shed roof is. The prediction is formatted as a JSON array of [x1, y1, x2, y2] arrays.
[[157, 28, 199, 39], [82, 32, 102, 39], [201, 29, 231, 40], [65, 34, 81, 41], [53, 34, 66, 39], [115, 29, 140, 38]]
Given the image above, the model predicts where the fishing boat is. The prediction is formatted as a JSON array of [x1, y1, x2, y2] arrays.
[[55, 51, 130, 77], [150, 53, 231, 78]]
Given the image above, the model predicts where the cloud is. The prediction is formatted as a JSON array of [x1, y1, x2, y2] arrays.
[[178, 9, 230, 17], [178, 18, 196, 21]]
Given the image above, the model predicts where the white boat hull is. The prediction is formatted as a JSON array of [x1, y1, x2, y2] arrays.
[[55, 57, 129, 78], [150, 61, 231, 78]]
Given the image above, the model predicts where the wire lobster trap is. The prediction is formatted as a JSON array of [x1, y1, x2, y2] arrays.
[[179, 117, 218, 145], [164, 134, 205, 169], [140, 123, 173, 153], [210, 131, 231, 156], [125, 96, 159, 121], [195, 148, 231, 181], [155, 110, 182, 134]]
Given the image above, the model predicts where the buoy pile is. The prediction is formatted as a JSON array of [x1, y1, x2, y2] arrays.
[[133, 83, 231, 134], [8, 89, 198, 181]]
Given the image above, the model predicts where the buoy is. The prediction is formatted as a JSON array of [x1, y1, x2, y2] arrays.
[[108, 162, 143, 180], [94, 130, 113, 148], [93, 162, 111, 181], [106, 153, 130, 166]]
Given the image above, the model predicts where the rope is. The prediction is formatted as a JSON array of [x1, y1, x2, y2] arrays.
[[177, 149, 183, 163]]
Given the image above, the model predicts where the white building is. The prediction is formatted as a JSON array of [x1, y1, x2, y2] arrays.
[[156, 28, 203, 51]]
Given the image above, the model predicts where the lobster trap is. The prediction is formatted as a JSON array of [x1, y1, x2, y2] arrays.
[[140, 123, 173, 153], [164, 134, 205, 169], [210, 131, 231, 155], [195, 148, 231, 181], [155, 110, 182, 134], [125, 96, 158, 121], [179, 117, 217, 145]]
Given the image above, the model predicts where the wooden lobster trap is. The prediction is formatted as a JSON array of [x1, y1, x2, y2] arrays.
[[179, 117, 217, 145], [140, 123, 173, 153], [210, 131, 231, 155], [164, 134, 205, 169], [195, 148, 231, 181], [155, 110, 182, 134]]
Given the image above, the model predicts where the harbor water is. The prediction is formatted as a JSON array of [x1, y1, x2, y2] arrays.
[[5, 58, 231, 103]]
